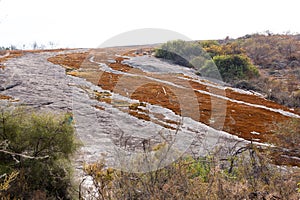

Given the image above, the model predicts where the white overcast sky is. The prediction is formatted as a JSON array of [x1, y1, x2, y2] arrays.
[[0, 0, 299, 48]]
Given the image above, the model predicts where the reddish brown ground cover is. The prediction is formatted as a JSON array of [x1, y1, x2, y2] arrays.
[[47, 52, 90, 69]]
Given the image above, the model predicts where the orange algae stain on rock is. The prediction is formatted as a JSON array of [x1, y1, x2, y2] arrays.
[[0, 94, 12, 100], [93, 105, 105, 111], [48, 52, 90, 69]]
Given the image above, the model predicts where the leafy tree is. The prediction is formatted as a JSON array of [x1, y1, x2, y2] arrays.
[[0, 106, 79, 199]]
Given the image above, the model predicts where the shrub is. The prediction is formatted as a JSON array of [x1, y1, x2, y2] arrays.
[[213, 54, 259, 83], [155, 48, 192, 67], [233, 80, 258, 91], [155, 40, 258, 83], [240, 34, 300, 68], [0, 106, 79, 199], [197, 60, 221, 79], [272, 119, 300, 150], [201, 41, 246, 58], [200, 40, 220, 49], [190, 56, 207, 69], [155, 40, 208, 68]]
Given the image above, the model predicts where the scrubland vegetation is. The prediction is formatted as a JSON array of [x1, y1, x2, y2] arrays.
[[0, 106, 79, 199], [239, 34, 300, 108]]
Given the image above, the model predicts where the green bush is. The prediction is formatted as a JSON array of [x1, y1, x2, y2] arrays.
[[155, 40, 258, 83], [155, 48, 192, 67], [190, 56, 207, 69], [155, 40, 208, 68], [201, 41, 246, 58], [213, 54, 259, 82], [197, 60, 221, 79], [0, 106, 79, 199]]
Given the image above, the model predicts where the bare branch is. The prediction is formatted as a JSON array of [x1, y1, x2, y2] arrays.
[[0, 149, 49, 160]]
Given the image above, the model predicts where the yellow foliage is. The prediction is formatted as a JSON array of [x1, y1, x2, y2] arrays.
[[0, 171, 19, 192], [151, 142, 167, 151], [84, 162, 116, 187], [129, 102, 147, 110]]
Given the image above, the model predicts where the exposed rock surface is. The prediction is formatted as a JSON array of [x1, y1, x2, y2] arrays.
[[0, 49, 245, 163]]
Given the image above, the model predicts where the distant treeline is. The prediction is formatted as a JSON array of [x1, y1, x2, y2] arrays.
[[0, 41, 57, 50]]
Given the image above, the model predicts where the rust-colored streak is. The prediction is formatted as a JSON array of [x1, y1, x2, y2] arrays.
[[93, 105, 105, 111], [188, 78, 298, 115], [97, 72, 122, 91], [128, 110, 151, 121], [223, 101, 290, 142], [0, 94, 12, 100], [48, 52, 89, 69], [131, 83, 180, 114], [225, 88, 299, 114], [109, 62, 138, 73]]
